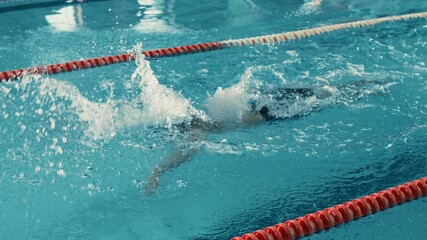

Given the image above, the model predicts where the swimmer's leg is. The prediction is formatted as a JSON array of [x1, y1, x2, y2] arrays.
[[335, 79, 387, 100], [255, 80, 386, 121], [271, 87, 315, 100]]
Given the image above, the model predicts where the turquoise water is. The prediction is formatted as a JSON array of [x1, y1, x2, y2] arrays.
[[1, 0, 427, 239]]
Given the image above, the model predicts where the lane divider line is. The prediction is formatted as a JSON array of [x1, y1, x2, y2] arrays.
[[0, 11, 426, 82], [231, 177, 427, 240]]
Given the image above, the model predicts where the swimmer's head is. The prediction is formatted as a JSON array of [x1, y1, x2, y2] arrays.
[[248, 98, 272, 122], [258, 106, 271, 120]]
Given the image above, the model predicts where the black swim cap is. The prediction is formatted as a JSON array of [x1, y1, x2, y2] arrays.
[[258, 106, 271, 120]]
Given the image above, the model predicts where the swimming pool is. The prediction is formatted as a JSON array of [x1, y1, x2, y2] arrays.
[[0, 0, 426, 239]]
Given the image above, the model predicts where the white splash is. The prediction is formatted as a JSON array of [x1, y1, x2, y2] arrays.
[[34, 44, 206, 140], [206, 68, 258, 122], [38, 78, 119, 140], [130, 48, 205, 128], [206, 64, 392, 122], [297, 0, 322, 15]]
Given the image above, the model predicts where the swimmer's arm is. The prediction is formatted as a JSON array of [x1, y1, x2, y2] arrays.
[[145, 146, 199, 193], [145, 130, 204, 194]]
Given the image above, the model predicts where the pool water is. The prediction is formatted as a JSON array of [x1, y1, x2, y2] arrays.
[[1, 0, 427, 239]]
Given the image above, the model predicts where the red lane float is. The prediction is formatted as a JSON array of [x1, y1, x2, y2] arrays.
[[0, 42, 223, 82], [232, 177, 427, 240], [1, 11, 426, 82]]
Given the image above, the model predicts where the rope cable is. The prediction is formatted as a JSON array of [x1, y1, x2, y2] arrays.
[[0, 11, 426, 81], [232, 177, 427, 240]]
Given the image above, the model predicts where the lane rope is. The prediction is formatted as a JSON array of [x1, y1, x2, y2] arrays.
[[1, 11, 426, 82], [231, 177, 427, 240]]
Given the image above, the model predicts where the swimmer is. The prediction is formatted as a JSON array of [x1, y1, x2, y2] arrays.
[[145, 80, 383, 194]]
